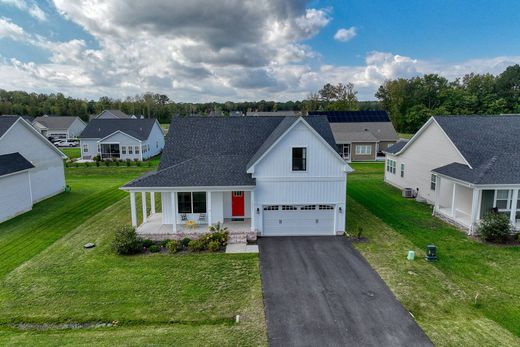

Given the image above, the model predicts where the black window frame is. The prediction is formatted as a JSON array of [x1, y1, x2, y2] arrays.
[[177, 192, 207, 214], [292, 147, 307, 171]]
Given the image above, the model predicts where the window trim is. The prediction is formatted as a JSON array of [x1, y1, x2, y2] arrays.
[[177, 192, 207, 214], [121, 146, 127, 155], [386, 159, 396, 174], [494, 189, 512, 212], [292, 147, 307, 171], [82, 144, 88, 153], [400, 163, 405, 178], [430, 174, 437, 191]]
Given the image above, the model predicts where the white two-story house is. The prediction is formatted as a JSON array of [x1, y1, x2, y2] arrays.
[[79, 118, 164, 161], [121, 116, 352, 240]]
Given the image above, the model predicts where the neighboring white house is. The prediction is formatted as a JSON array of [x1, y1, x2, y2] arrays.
[[0, 116, 67, 223], [121, 116, 351, 240], [94, 109, 137, 119], [32, 116, 86, 140], [384, 115, 520, 234], [79, 118, 164, 161]]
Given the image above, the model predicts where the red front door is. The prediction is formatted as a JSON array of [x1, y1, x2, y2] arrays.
[[231, 191, 245, 217]]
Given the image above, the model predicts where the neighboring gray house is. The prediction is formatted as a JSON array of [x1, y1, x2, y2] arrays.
[[309, 111, 399, 161], [32, 116, 86, 140], [385, 115, 520, 234], [94, 109, 136, 119], [0, 116, 67, 223], [121, 116, 351, 241], [79, 119, 164, 161], [246, 111, 301, 117]]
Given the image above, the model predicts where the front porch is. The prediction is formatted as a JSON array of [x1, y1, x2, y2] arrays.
[[127, 189, 257, 243], [434, 175, 520, 233]]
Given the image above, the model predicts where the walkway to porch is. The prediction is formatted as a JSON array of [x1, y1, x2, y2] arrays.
[[137, 213, 256, 243]]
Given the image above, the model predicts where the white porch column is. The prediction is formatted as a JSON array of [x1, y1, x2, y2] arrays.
[[130, 191, 137, 227], [470, 189, 481, 233], [150, 192, 156, 214], [141, 192, 147, 223], [207, 191, 212, 226], [434, 175, 441, 212], [451, 183, 457, 217], [171, 192, 177, 232], [510, 189, 518, 225], [250, 190, 255, 232]]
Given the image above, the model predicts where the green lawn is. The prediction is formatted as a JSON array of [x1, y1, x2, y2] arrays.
[[347, 163, 520, 346], [0, 166, 266, 345], [398, 133, 414, 139], [60, 147, 81, 159]]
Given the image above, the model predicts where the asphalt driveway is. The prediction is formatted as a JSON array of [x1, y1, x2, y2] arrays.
[[259, 236, 433, 347]]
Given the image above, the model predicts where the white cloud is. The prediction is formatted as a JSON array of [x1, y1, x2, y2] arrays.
[[0, 0, 47, 21], [334, 27, 357, 42], [0, 17, 26, 40]]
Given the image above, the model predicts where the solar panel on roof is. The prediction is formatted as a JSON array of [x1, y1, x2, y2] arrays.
[[308, 110, 390, 123]]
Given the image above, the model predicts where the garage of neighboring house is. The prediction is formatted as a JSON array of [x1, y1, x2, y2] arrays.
[[262, 204, 336, 236]]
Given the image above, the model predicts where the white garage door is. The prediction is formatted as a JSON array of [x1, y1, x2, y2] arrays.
[[262, 204, 335, 236]]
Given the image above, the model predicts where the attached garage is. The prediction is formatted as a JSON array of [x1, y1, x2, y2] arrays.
[[262, 204, 335, 236]]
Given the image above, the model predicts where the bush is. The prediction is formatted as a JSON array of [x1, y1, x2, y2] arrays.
[[180, 237, 191, 248], [104, 160, 110, 167], [149, 244, 160, 253], [207, 240, 221, 252], [85, 162, 90, 167], [478, 212, 511, 243], [166, 240, 181, 254], [188, 239, 206, 252], [115, 160, 120, 167], [112, 226, 142, 255], [95, 161, 100, 167], [142, 239, 154, 248], [203, 231, 229, 246], [160, 239, 171, 247], [126, 159, 131, 167]]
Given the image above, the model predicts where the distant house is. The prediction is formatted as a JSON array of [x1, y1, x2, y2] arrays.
[[384, 115, 520, 234], [94, 109, 137, 119], [121, 115, 351, 240], [308, 111, 399, 161], [246, 111, 301, 117], [32, 115, 86, 140], [79, 119, 165, 161], [0, 116, 67, 223], [229, 111, 245, 117]]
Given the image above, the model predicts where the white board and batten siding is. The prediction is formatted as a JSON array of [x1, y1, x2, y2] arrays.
[[0, 120, 66, 203], [0, 171, 32, 223], [251, 121, 348, 236], [384, 119, 467, 203]]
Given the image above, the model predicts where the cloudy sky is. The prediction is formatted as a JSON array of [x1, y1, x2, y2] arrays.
[[1, 0, 520, 101]]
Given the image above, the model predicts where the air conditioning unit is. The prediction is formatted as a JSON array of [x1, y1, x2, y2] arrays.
[[402, 188, 415, 198]]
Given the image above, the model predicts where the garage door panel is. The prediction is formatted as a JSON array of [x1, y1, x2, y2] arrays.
[[263, 205, 334, 236]]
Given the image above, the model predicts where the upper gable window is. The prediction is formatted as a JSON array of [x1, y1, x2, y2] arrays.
[[292, 147, 307, 171]]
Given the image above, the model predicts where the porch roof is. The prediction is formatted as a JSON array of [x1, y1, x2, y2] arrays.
[[123, 154, 255, 188]]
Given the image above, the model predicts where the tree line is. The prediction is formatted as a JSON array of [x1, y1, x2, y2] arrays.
[[376, 64, 520, 133], [1, 64, 519, 131]]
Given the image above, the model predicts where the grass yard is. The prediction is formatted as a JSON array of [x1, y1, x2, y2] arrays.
[[398, 132, 414, 139], [0, 165, 266, 345], [347, 162, 520, 346], [60, 147, 81, 159]]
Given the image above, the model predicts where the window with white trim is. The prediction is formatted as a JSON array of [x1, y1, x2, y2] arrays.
[[355, 145, 372, 155], [292, 147, 307, 171], [495, 190, 511, 211], [135, 146, 140, 154], [400, 163, 405, 178], [430, 174, 437, 191], [82, 144, 88, 153], [121, 146, 127, 155], [386, 159, 396, 174]]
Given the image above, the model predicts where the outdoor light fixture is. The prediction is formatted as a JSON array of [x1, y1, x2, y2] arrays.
[[426, 244, 438, 261], [338, 207, 343, 213], [256, 208, 260, 214]]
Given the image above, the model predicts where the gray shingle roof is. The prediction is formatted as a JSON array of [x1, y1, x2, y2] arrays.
[[97, 109, 131, 118], [431, 115, 520, 184], [329, 122, 398, 142], [246, 111, 300, 117], [80, 119, 156, 140], [33, 116, 80, 129], [124, 116, 336, 188], [0, 152, 34, 177], [385, 140, 409, 154], [0, 116, 18, 137]]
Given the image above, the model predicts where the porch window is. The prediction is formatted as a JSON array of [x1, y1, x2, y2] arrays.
[[292, 147, 307, 171], [430, 174, 437, 191], [355, 145, 372, 155], [177, 192, 207, 214], [495, 190, 511, 211], [400, 163, 405, 177], [122, 146, 126, 155]]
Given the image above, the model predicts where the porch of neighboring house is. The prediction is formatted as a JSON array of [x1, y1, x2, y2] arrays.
[[128, 190, 257, 243], [434, 175, 520, 233]]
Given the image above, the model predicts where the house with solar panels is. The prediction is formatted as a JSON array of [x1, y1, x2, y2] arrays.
[[308, 111, 399, 161]]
